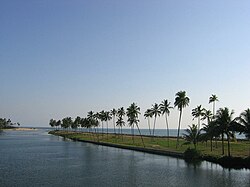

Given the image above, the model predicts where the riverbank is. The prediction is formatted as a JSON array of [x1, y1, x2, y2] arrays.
[[49, 130, 250, 169]]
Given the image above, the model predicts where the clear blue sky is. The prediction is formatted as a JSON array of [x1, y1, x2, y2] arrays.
[[1, 0, 250, 128]]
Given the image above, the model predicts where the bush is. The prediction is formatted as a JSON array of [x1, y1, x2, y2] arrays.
[[184, 148, 201, 160]]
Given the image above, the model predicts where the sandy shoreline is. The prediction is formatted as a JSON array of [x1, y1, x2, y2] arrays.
[[3, 127, 37, 131]]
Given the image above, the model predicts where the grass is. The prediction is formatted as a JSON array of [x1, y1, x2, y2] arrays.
[[50, 130, 250, 158]]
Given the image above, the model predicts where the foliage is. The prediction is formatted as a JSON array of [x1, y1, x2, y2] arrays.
[[183, 124, 200, 149], [184, 148, 201, 160], [0, 118, 19, 129], [238, 108, 250, 140]]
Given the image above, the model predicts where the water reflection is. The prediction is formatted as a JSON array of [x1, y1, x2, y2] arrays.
[[0, 129, 249, 187]]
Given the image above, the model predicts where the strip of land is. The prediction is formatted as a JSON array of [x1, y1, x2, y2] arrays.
[[49, 130, 250, 169], [2, 127, 36, 131]]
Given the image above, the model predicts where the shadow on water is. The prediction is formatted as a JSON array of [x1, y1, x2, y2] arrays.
[[184, 159, 202, 169]]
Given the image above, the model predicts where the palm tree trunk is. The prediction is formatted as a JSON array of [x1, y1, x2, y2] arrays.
[[153, 116, 157, 137], [113, 117, 116, 134], [136, 124, 145, 147], [176, 108, 182, 148], [222, 133, 224, 155], [198, 116, 200, 131], [121, 126, 123, 141], [102, 121, 104, 137], [165, 114, 170, 147], [213, 102, 215, 117], [132, 124, 134, 144], [147, 117, 152, 135], [106, 121, 108, 140], [130, 125, 135, 143], [94, 127, 99, 142], [227, 133, 231, 157]]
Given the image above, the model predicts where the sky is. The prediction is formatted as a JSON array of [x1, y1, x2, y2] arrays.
[[1, 0, 250, 128]]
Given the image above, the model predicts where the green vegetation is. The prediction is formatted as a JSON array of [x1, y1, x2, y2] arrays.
[[49, 91, 250, 168], [49, 130, 250, 160], [0, 118, 20, 129], [184, 148, 201, 160]]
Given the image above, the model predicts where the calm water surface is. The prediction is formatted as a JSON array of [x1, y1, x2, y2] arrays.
[[0, 129, 249, 187]]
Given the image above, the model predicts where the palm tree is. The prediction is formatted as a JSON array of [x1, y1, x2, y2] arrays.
[[117, 107, 125, 135], [159, 99, 173, 146], [111, 108, 117, 134], [104, 111, 112, 139], [174, 91, 190, 148], [116, 116, 125, 140], [192, 105, 204, 131], [56, 120, 61, 130], [215, 107, 240, 156], [209, 94, 219, 117], [62, 117, 72, 131], [201, 109, 213, 124], [99, 110, 106, 136], [73, 116, 81, 131], [49, 119, 56, 129], [87, 111, 95, 133], [201, 121, 218, 151], [80, 118, 88, 131], [238, 109, 250, 140], [151, 103, 161, 137], [144, 109, 153, 136], [183, 124, 200, 149], [126, 103, 144, 147]]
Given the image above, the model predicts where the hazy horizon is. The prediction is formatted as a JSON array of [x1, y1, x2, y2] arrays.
[[1, 1, 250, 128]]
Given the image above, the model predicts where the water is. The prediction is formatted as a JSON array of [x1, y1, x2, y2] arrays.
[[0, 129, 249, 187]]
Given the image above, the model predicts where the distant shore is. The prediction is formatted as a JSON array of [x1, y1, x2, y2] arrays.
[[2, 127, 36, 131]]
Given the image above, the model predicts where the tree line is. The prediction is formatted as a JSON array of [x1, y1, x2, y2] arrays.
[[49, 91, 250, 154], [0, 118, 20, 129]]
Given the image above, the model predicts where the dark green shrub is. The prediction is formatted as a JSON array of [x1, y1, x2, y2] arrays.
[[184, 148, 201, 160]]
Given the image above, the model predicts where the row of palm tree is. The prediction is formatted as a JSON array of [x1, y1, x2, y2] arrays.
[[143, 91, 189, 148], [49, 91, 250, 152], [50, 91, 190, 148], [50, 103, 145, 145]]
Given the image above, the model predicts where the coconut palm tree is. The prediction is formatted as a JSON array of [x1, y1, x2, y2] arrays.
[[104, 111, 112, 139], [215, 107, 241, 156], [56, 120, 61, 130], [201, 120, 218, 151], [80, 117, 88, 131], [238, 108, 250, 140], [209, 94, 219, 117], [174, 91, 190, 148], [183, 124, 200, 149], [159, 99, 173, 146], [73, 116, 81, 131], [111, 108, 117, 134], [192, 105, 204, 131], [126, 103, 144, 146], [99, 110, 106, 135], [151, 103, 161, 137], [49, 119, 57, 129], [144, 109, 153, 136], [62, 117, 72, 131], [201, 109, 213, 124], [87, 111, 94, 132], [117, 107, 125, 135], [116, 116, 125, 140]]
